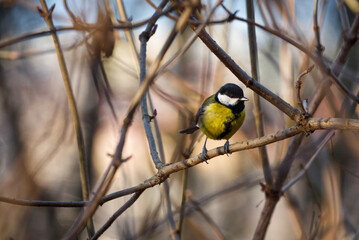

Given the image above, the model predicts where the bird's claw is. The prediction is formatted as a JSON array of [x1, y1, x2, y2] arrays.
[[224, 140, 231, 156], [201, 147, 209, 164]]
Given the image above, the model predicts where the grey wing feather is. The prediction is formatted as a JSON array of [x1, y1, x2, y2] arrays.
[[179, 94, 214, 134]]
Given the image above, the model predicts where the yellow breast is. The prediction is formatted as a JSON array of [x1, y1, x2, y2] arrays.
[[198, 102, 245, 140]]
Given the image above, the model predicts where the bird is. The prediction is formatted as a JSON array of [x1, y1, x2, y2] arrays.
[[179, 83, 248, 163]]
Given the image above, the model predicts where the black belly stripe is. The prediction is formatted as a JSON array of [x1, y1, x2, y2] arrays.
[[219, 115, 236, 139]]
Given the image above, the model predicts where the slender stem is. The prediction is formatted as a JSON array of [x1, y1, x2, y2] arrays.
[[336, 0, 350, 32], [309, 13, 359, 114], [148, 92, 179, 239], [176, 168, 188, 237], [115, 0, 140, 70], [38, 1, 94, 236], [163, 181, 179, 240], [246, 0, 273, 187], [188, 196, 225, 240], [295, 65, 315, 114], [253, 134, 304, 240], [139, 32, 164, 169], [313, 0, 324, 54], [90, 191, 144, 240], [281, 131, 335, 192], [252, 197, 278, 240]]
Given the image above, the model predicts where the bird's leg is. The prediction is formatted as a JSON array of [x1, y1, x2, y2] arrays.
[[224, 140, 231, 156], [201, 137, 209, 164]]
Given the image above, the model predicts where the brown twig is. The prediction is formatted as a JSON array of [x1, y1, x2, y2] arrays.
[[139, 0, 169, 169], [187, 194, 225, 240], [313, 0, 324, 55], [281, 131, 335, 192], [309, 13, 359, 114], [90, 191, 144, 240], [246, 0, 273, 187], [296, 65, 315, 115], [38, 1, 94, 236]]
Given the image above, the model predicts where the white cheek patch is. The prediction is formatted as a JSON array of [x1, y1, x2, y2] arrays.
[[217, 93, 239, 106]]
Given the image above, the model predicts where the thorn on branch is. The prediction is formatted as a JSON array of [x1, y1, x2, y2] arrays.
[[143, 110, 157, 122], [228, 10, 239, 22], [221, 3, 239, 22], [122, 155, 132, 162], [37, 7, 45, 18], [113, 155, 132, 168], [49, 4, 56, 15], [37, 4, 56, 20]]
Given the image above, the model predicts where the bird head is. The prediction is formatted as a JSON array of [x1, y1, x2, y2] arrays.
[[215, 83, 248, 109]]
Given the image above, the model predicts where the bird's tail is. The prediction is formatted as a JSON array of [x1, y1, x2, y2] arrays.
[[179, 125, 199, 134]]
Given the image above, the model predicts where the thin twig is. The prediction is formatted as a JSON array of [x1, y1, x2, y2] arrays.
[[176, 168, 188, 237], [309, 13, 359, 114], [281, 131, 335, 192], [0, 196, 86, 207], [336, 0, 350, 32], [139, 0, 169, 169], [253, 134, 304, 240], [90, 191, 144, 240], [246, 0, 273, 187], [187, 195, 225, 240], [38, 1, 94, 236], [164, 181, 179, 240], [296, 65, 315, 114], [148, 92, 179, 239], [115, 0, 140, 70], [313, 0, 324, 55]]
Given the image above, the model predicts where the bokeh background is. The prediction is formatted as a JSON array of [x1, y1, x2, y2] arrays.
[[0, 0, 358, 239]]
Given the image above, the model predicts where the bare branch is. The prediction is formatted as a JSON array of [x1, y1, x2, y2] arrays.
[[281, 131, 335, 192], [246, 0, 273, 187], [38, 0, 94, 236], [90, 191, 144, 240], [296, 65, 314, 115]]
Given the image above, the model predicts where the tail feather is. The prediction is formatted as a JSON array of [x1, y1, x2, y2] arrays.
[[179, 125, 199, 134]]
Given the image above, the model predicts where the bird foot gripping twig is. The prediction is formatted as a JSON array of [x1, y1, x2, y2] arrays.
[[201, 147, 209, 164], [224, 140, 231, 156]]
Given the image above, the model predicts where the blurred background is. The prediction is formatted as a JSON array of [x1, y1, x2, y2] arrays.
[[0, 0, 358, 239]]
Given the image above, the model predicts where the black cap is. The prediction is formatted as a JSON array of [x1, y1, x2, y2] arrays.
[[217, 83, 245, 98]]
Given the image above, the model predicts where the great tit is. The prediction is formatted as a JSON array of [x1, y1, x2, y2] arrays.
[[180, 83, 248, 162]]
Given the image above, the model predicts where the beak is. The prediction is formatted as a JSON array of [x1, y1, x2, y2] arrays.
[[240, 97, 249, 101]]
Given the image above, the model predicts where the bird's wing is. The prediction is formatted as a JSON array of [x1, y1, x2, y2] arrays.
[[179, 95, 215, 134]]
